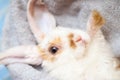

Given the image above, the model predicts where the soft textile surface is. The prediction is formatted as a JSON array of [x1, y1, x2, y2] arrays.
[[0, 0, 120, 80], [0, 65, 12, 80], [0, 0, 10, 50], [0, 1, 12, 80]]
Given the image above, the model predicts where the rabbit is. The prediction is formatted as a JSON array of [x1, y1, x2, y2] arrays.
[[0, 0, 120, 80]]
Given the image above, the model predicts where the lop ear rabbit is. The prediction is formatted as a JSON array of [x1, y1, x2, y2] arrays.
[[0, 0, 120, 80]]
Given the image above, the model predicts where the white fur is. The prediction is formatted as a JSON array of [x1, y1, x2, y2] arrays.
[[0, 0, 120, 80], [40, 29, 120, 80]]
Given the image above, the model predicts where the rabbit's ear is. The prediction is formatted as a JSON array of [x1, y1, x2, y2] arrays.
[[87, 10, 105, 38], [0, 45, 42, 65], [27, 0, 56, 43]]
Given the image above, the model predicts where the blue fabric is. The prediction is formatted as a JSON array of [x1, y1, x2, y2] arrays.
[[0, 0, 10, 37], [0, 0, 12, 80], [0, 65, 12, 80]]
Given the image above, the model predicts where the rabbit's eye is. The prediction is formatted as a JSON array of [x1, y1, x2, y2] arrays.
[[49, 46, 59, 55]]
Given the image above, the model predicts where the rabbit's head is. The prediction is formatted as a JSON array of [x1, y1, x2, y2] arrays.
[[27, 0, 105, 70]]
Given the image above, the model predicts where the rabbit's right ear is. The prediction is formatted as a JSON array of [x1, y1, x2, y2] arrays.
[[27, 0, 56, 43]]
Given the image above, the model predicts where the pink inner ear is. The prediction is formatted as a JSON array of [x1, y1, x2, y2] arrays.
[[75, 36, 82, 42], [74, 36, 88, 45]]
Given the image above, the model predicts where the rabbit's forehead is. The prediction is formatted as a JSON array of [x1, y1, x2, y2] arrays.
[[46, 28, 75, 41], [42, 27, 89, 48], [49, 27, 87, 37], [50, 27, 89, 42]]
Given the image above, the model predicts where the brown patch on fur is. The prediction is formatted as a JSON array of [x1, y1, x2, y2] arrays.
[[116, 64, 120, 70], [87, 10, 105, 38], [68, 33, 76, 49], [68, 33, 74, 39], [49, 37, 62, 55], [50, 37, 61, 44], [70, 40, 76, 49], [40, 54, 55, 62], [37, 37, 62, 62], [91, 10, 105, 27], [37, 46, 55, 62], [115, 58, 120, 70]]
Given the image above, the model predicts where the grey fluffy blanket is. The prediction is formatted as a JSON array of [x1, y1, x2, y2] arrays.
[[1, 0, 120, 80]]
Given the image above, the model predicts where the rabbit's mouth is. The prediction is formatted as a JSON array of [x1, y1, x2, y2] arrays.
[[33, 63, 44, 70]]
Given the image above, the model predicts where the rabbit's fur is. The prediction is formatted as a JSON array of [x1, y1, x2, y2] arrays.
[[0, 0, 120, 80]]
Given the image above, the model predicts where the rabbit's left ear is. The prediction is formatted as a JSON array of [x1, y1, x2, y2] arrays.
[[27, 0, 56, 43], [86, 10, 105, 38]]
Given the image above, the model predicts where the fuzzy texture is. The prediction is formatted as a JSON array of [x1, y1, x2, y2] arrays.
[[0, 0, 120, 80]]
